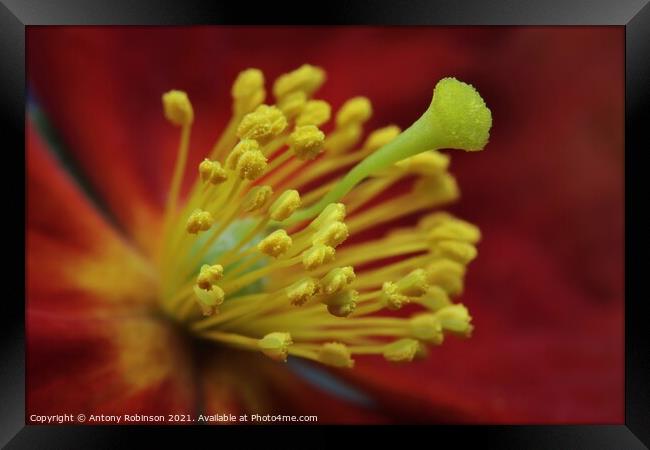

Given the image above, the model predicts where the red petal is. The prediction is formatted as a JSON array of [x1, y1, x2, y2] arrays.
[[342, 231, 623, 423], [27, 123, 196, 418], [27, 310, 196, 420], [27, 120, 157, 311]]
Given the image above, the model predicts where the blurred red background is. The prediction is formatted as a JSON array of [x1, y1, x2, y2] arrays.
[[27, 26, 624, 423]]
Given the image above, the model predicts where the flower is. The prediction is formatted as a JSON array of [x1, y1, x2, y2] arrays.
[[29, 61, 490, 418], [27, 27, 623, 423]]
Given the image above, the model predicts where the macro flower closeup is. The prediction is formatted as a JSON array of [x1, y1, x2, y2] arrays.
[[26, 27, 623, 424]]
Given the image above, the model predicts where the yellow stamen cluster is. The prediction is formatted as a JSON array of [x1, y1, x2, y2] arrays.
[[158, 66, 491, 369]]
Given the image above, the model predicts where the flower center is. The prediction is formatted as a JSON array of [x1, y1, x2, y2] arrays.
[[155, 65, 491, 368]]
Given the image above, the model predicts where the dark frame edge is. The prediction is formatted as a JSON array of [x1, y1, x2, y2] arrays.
[[625, 1, 650, 448], [1, 0, 648, 448], [0, 0, 27, 447]]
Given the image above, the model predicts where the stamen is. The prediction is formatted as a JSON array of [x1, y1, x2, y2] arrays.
[[425, 259, 466, 296], [286, 277, 318, 306], [289, 125, 325, 160], [186, 209, 213, 234], [196, 264, 224, 290], [258, 332, 293, 362], [236, 147, 268, 180], [295, 100, 331, 127], [193, 284, 225, 317], [319, 266, 356, 295], [242, 185, 274, 212], [277, 91, 307, 119], [335, 96, 372, 127], [322, 289, 358, 317], [273, 64, 326, 100], [162, 90, 194, 127], [225, 139, 261, 170], [161, 90, 194, 242], [232, 68, 266, 116], [325, 123, 363, 155], [302, 244, 336, 270], [409, 314, 444, 344], [312, 221, 349, 248], [435, 304, 473, 337], [237, 105, 288, 144], [269, 190, 301, 221], [257, 229, 292, 258], [382, 338, 421, 363], [198, 159, 228, 184], [317, 342, 355, 368]]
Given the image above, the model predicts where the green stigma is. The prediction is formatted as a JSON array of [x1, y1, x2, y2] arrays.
[[288, 77, 492, 225]]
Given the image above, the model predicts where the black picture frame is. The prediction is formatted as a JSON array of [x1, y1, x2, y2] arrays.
[[3, 0, 648, 447]]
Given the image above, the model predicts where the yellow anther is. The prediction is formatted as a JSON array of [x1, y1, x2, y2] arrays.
[[434, 240, 477, 264], [269, 190, 301, 221], [362, 125, 401, 152], [289, 125, 325, 160], [277, 91, 307, 119], [435, 304, 473, 337], [409, 313, 444, 344], [312, 221, 349, 248], [302, 244, 335, 270], [413, 173, 460, 204], [318, 342, 355, 368], [325, 122, 363, 154], [225, 139, 260, 170], [383, 339, 420, 363], [311, 203, 346, 229], [424, 260, 465, 296], [319, 266, 356, 295], [162, 90, 193, 126], [335, 96, 372, 127], [416, 285, 452, 312], [395, 269, 430, 297], [258, 332, 292, 362], [257, 229, 292, 258], [186, 209, 214, 234], [322, 289, 358, 317], [395, 151, 450, 176], [193, 284, 225, 316], [286, 277, 318, 306], [236, 148, 268, 180], [381, 282, 410, 310], [242, 185, 274, 212], [198, 159, 228, 185], [295, 100, 331, 127], [232, 68, 266, 115], [273, 64, 326, 100], [417, 211, 456, 229], [381, 269, 429, 310], [196, 264, 224, 290], [236, 105, 287, 143], [428, 220, 481, 244]]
